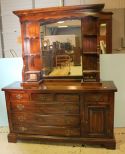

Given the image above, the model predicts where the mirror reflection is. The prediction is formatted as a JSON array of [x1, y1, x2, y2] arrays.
[[40, 9, 125, 78], [40, 20, 82, 77], [109, 8, 125, 53], [99, 23, 107, 54], [102, 8, 125, 54]]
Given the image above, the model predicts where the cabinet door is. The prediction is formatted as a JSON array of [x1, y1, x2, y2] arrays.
[[81, 93, 114, 138], [82, 104, 110, 137]]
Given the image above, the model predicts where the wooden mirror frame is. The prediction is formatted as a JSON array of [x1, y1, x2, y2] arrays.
[[13, 4, 110, 87]]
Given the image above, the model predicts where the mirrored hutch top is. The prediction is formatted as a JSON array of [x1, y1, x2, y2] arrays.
[[13, 4, 112, 87]]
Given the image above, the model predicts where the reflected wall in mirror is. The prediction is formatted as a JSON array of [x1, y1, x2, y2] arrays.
[[40, 20, 82, 77], [110, 8, 125, 53], [100, 8, 125, 54]]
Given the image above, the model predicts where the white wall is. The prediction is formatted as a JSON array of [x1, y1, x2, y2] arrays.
[[0, 37, 2, 58], [0, 58, 22, 126], [1, 0, 32, 57], [35, 0, 59, 8], [65, 0, 81, 6], [100, 54, 125, 127], [82, 0, 125, 9], [0, 54, 125, 127]]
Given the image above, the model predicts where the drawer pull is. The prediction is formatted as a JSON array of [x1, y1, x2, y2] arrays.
[[65, 130, 72, 136], [16, 104, 24, 111], [16, 94, 23, 99], [17, 116, 25, 122], [64, 119, 73, 125], [19, 127, 27, 132]]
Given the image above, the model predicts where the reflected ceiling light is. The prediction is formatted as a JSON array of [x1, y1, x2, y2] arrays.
[[58, 25, 68, 28], [57, 21, 64, 24], [101, 23, 106, 27]]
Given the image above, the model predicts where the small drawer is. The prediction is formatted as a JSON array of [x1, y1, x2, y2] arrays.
[[11, 102, 27, 112], [10, 93, 29, 101], [56, 94, 79, 102], [84, 93, 109, 102], [31, 93, 53, 101]]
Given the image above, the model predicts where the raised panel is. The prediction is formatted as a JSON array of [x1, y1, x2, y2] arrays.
[[83, 104, 110, 137], [25, 22, 40, 38]]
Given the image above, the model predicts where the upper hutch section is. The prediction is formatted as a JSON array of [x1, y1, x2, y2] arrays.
[[13, 4, 112, 87]]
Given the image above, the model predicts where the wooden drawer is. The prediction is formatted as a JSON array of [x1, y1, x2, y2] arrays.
[[10, 92, 29, 101], [13, 125, 80, 137], [11, 102, 79, 114], [31, 93, 53, 101], [56, 94, 79, 102], [84, 93, 109, 103], [12, 113, 80, 127]]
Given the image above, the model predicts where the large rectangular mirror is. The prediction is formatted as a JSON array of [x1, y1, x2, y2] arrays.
[[40, 19, 82, 77]]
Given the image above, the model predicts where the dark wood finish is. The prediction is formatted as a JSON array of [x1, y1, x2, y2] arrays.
[[81, 16, 100, 83], [13, 4, 109, 86], [2, 4, 116, 149], [2, 81, 117, 149]]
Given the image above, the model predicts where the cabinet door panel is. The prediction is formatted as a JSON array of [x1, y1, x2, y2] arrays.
[[82, 104, 111, 138]]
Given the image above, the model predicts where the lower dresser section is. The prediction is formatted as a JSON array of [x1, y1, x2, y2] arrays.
[[12, 113, 80, 137], [2, 81, 117, 149]]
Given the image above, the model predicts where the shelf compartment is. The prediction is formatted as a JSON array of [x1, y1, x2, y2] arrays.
[[25, 22, 40, 38], [82, 54, 99, 70], [83, 71, 100, 82]]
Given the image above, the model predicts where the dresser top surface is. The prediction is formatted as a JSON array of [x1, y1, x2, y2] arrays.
[[2, 81, 117, 92]]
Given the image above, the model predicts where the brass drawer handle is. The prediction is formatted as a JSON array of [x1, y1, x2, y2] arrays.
[[17, 116, 25, 122], [65, 130, 72, 136], [16, 104, 24, 111], [19, 127, 27, 132], [64, 119, 73, 125], [16, 94, 23, 99]]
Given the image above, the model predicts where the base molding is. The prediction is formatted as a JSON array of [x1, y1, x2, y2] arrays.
[[8, 133, 116, 149]]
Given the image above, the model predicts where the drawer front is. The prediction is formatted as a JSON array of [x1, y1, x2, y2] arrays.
[[13, 125, 80, 137], [12, 113, 80, 127], [31, 93, 53, 101], [84, 93, 109, 103], [10, 92, 29, 101], [11, 102, 79, 114], [56, 94, 79, 102]]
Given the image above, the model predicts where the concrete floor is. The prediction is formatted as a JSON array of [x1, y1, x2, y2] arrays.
[[0, 127, 125, 154]]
